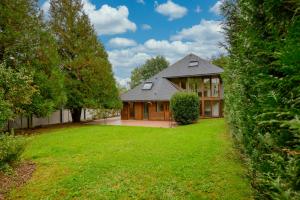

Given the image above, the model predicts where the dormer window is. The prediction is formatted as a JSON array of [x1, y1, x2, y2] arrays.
[[142, 82, 153, 90], [188, 60, 199, 67]]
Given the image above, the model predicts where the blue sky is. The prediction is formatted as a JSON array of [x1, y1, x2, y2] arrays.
[[40, 0, 225, 86]]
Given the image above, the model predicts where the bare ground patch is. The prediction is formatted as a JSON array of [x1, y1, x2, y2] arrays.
[[0, 162, 35, 200]]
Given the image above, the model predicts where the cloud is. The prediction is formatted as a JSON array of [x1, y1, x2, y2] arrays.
[[209, 0, 223, 15], [155, 0, 188, 21], [170, 19, 223, 42], [115, 76, 131, 87], [141, 24, 152, 30], [108, 37, 137, 48], [41, 0, 136, 35], [136, 0, 145, 4], [195, 5, 202, 13], [108, 19, 226, 79]]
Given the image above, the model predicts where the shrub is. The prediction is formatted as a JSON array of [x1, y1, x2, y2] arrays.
[[0, 133, 26, 171], [170, 92, 199, 125]]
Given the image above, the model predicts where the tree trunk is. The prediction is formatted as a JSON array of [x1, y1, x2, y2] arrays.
[[71, 108, 82, 123]]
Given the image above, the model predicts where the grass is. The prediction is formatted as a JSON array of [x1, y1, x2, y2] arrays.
[[10, 119, 252, 199]]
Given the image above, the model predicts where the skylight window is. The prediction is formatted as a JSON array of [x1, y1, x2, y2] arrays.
[[188, 60, 199, 67], [142, 82, 153, 90]]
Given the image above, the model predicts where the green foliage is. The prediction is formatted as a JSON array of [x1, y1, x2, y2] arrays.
[[211, 54, 229, 68], [0, 64, 36, 127], [0, 0, 66, 118], [130, 56, 169, 88], [49, 0, 120, 122], [9, 119, 252, 199], [0, 133, 26, 171], [170, 92, 199, 125], [222, 0, 300, 198]]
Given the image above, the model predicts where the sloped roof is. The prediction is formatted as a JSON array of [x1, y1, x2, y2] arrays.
[[158, 53, 224, 78], [121, 53, 223, 101], [121, 75, 181, 101]]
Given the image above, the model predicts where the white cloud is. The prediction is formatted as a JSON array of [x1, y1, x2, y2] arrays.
[[210, 0, 223, 15], [41, 0, 136, 35], [41, 0, 50, 17], [195, 5, 202, 13], [136, 0, 145, 4], [108, 37, 137, 48], [141, 24, 152, 30], [115, 76, 130, 87], [108, 20, 226, 79], [170, 19, 223, 43], [155, 0, 188, 21]]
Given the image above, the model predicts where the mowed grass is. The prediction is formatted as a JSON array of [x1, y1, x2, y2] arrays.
[[10, 119, 252, 199]]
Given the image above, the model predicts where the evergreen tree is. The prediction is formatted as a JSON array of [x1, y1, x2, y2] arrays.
[[130, 56, 169, 88], [0, 0, 65, 118], [222, 0, 300, 198], [49, 0, 120, 122]]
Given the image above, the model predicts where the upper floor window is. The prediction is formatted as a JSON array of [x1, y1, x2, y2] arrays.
[[204, 78, 211, 97], [142, 82, 153, 90], [188, 60, 199, 67], [211, 78, 220, 97]]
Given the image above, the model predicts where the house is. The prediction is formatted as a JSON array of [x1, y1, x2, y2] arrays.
[[120, 53, 224, 120]]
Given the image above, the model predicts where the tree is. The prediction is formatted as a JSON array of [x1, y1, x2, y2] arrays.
[[0, 64, 36, 127], [222, 0, 300, 198], [49, 0, 120, 122], [130, 56, 169, 88], [0, 0, 65, 118], [210, 54, 229, 68]]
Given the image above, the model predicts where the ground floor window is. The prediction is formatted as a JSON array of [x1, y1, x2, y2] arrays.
[[156, 102, 164, 112], [204, 101, 211, 116], [212, 101, 220, 117]]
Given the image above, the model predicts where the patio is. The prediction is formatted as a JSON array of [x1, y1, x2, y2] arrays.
[[88, 117, 176, 128]]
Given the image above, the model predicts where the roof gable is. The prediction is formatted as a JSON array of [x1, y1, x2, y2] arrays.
[[121, 53, 223, 101], [158, 53, 224, 78]]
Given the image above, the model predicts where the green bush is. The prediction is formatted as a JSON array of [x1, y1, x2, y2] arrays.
[[170, 92, 199, 125], [0, 133, 26, 171]]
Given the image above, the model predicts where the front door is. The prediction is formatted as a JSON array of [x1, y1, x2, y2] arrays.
[[129, 102, 135, 119], [143, 103, 149, 119]]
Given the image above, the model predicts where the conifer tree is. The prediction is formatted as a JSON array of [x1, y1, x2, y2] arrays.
[[0, 0, 65, 120], [49, 0, 120, 122]]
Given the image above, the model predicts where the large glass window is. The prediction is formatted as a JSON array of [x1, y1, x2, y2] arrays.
[[204, 78, 211, 97], [187, 78, 201, 95], [204, 101, 211, 116], [212, 101, 220, 117], [211, 78, 219, 97]]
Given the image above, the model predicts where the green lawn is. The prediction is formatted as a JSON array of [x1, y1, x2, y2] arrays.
[[10, 119, 252, 199]]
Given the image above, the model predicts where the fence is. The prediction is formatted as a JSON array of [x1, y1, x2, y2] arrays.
[[4, 108, 119, 130]]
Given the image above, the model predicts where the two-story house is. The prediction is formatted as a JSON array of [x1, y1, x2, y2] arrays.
[[120, 53, 224, 120]]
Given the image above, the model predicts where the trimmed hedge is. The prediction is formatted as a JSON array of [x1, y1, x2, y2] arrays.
[[170, 92, 199, 125], [0, 134, 26, 171]]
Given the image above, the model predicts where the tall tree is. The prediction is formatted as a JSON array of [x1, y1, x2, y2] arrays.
[[0, 0, 65, 119], [0, 64, 36, 127], [130, 56, 169, 88], [222, 0, 300, 198], [49, 0, 120, 122]]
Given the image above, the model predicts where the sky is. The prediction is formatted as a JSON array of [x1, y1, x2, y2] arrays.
[[39, 0, 225, 87]]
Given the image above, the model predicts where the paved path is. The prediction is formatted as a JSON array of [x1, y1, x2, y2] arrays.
[[87, 117, 176, 128]]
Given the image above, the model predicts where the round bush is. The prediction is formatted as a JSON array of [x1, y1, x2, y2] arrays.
[[170, 92, 199, 125]]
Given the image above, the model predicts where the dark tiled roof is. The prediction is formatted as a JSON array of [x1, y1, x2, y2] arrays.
[[121, 53, 223, 101], [121, 75, 181, 101], [158, 53, 224, 78]]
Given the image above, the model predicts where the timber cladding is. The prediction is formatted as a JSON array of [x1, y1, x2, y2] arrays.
[[121, 101, 170, 121]]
